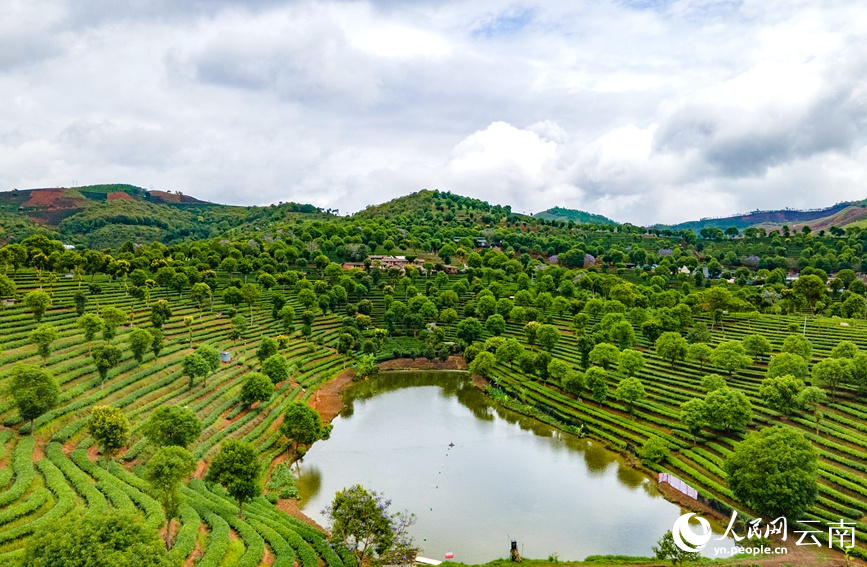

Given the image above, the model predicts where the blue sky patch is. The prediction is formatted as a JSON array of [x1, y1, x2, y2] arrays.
[[472, 7, 535, 38]]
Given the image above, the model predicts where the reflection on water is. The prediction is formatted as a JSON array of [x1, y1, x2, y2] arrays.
[[297, 371, 728, 563], [295, 464, 322, 504]]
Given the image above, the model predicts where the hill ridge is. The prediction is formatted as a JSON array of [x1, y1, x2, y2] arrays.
[[533, 206, 617, 225]]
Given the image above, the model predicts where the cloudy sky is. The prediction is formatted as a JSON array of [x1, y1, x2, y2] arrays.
[[2, 0, 866, 224]]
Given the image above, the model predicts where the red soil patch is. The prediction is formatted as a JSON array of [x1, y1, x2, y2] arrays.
[[107, 191, 134, 201], [262, 546, 275, 566], [149, 190, 183, 203], [191, 385, 219, 405], [22, 188, 88, 210], [23, 189, 65, 207], [221, 405, 250, 428], [61, 441, 77, 456], [31, 439, 46, 462], [148, 191, 196, 203], [308, 369, 354, 422], [194, 459, 208, 480], [183, 523, 208, 567], [275, 497, 328, 533], [469, 373, 488, 390]]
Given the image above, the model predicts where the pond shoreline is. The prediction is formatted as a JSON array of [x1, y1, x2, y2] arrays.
[[285, 361, 835, 565], [292, 356, 695, 532]]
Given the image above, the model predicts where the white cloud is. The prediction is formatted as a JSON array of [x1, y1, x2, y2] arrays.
[[1, 0, 867, 225]]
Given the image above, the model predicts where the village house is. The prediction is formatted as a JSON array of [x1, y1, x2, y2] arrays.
[[368, 255, 412, 269]]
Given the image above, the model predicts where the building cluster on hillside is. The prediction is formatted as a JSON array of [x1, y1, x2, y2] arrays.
[[341, 255, 460, 275]]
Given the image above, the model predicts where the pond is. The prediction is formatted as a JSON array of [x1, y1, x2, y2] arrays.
[[297, 372, 728, 563]]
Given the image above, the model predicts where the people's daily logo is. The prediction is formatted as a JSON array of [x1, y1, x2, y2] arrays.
[[672, 513, 712, 552], [669, 511, 856, 557]]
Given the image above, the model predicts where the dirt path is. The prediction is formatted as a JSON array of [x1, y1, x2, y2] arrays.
[[378, 355, 467, 371], [193, 459, 208, 480], [307, 369, 354, 422], [31, 437, 47, 462], [183, 523, 208, 567]]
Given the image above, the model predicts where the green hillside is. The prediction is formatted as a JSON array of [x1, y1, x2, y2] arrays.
[[534, 207, 617, 225], [354, 189, 519, 223], [76, 183, 149, 199], [0, 186, 328, 249]]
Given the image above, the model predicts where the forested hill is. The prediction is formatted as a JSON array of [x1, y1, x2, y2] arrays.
[[353, 189, 518, 222], [0, 185, 328, 249], [533, 207, 617, 225]]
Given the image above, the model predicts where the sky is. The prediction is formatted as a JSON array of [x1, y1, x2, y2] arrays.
[[2, 0, 866, 224]]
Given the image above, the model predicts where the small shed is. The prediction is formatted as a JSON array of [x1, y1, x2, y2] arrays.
[[219, 351, 232, 363]]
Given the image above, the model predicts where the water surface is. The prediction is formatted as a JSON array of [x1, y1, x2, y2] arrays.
[[297, 372, 721, 563]]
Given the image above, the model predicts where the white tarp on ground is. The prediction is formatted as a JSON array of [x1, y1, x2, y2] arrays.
[[659, 472, 698, 499]]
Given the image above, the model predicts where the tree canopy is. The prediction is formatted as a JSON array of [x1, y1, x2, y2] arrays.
[[23, 510, 168, 567], [703, 387, 753, 432], [240, 372, 274, 406], [142, 405, 203, 448], [204, 440, 262, 517], [7, 363, 60, 434], [88, 405, 130, 467], [325, 485, 418, 565], [145, 445, 196, 548], [726, 425, 818, 519], [278, 402, 330, 459]]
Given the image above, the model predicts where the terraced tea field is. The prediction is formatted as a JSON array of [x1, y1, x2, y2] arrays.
[[0, 270, 352, 566], [2, 265, 867, 563]]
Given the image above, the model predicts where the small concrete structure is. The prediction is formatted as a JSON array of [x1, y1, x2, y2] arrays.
[[219, 351, 231, 363]]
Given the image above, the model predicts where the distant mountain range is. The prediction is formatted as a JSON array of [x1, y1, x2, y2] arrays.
[[4, 184, 867, 249], [658, 200, 867, 233], [533, 199, 867, 233]]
